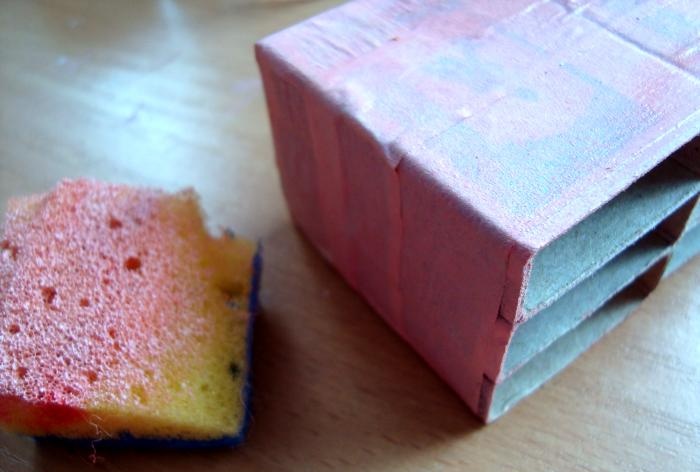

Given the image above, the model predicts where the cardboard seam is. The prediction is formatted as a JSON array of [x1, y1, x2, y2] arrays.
[[497, 243, 518, 322], [314, 0, 554, 90], [393, 156, 406, 336], [477, 375, 495, 419], [478, 230, 520, 393], [549, 0, 700, 81], [576, 7, 700, 82]]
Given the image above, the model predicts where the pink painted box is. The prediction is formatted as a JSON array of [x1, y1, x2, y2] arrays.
[[256, 0, 700, 421]]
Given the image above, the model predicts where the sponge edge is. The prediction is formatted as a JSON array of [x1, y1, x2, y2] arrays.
[[38, 244, 262, 449], [0, 180, 262, 448]]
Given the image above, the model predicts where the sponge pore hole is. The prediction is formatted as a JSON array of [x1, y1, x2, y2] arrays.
[[41, 287, 57, 306], [124, 257, 142, 271], [85, 371, 98, 383], [108, 217, 123, 229], [8, 324, 20, 334], [0, 240, 16, 259], [16, 367, 28, 379], [79, 298, 90, 308]]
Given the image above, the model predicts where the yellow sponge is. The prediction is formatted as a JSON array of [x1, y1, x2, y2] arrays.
[[0, 180, 260, 446]]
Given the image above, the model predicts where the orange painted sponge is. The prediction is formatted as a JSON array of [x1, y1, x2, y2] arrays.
[[0, 180, 260, 446]]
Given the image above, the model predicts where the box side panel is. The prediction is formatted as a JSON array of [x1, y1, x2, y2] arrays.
[[257, 46, 402, 326], [259, 45, 515, 415], [398, 158, 516, 412], [257, 54, 328, 253], [335, 119, 402, 323]]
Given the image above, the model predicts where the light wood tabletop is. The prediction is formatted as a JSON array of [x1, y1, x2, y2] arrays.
[[1, 1, 699, 471]]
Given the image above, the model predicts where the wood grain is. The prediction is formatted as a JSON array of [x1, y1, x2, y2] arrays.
[[1, 1, 699, 470]]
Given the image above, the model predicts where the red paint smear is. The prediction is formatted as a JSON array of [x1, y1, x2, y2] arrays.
[[0, 395, 86, 431]]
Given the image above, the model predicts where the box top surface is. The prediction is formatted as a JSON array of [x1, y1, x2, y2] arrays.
[[258, 0, 700, 249]]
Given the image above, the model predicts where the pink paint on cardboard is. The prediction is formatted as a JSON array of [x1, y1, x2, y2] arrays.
[[257, 0, 700, 420]]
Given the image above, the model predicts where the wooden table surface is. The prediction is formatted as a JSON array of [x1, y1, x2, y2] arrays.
[[1, 1, 699, 471]]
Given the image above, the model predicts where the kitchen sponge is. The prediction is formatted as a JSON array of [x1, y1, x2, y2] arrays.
[[0, 179, 260, 446]]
